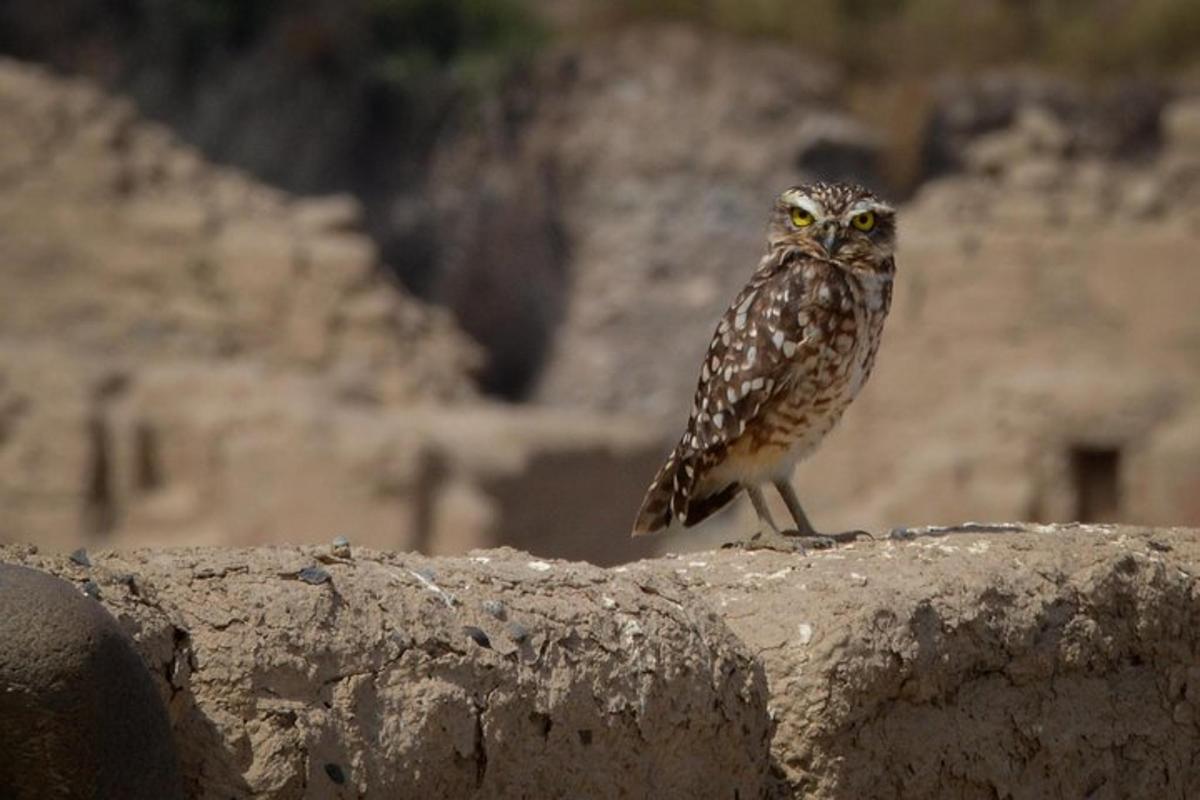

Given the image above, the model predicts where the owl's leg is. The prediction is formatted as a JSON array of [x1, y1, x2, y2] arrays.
[[774, 480, 871, 547], [773, 480, 818, 536], [726, 486, 808, 553], [747, 486, 780, 533]]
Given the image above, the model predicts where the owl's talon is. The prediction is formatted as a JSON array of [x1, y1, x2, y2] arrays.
[[779, 528, 871, 548], [723, 530, 808, 554], [829, 529, 874, 543]]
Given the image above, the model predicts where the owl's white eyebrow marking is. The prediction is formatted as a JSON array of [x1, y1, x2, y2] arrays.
[[781, 189, 825, 219], [843, 200, 893, 220]]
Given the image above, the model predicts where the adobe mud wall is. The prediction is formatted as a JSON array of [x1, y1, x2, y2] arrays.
[[3, 523, 1198, 798]]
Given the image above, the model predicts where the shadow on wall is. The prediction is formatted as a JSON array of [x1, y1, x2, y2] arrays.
[[429, 152, 571, 400], [411, 421, 670, 566], [473, 445, 665, 563]]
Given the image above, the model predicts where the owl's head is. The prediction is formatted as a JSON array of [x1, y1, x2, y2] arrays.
[[768, 182, 896, 272]]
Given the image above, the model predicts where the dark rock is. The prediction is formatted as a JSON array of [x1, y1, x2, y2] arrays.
[[507, 621, 530, 643], [463, 625, 492, 649], [324, 762, 346, 785], [298, 566, 331, 585], [0, 564, 183, 800]]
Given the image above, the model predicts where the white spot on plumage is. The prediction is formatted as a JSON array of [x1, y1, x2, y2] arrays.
[[772, 331, 785, 350], [735, 312, 747, 330], [783, 340, 797, 358], [713, 412, 725, 428]]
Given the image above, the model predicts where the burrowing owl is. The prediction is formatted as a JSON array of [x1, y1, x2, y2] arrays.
[[632, 182, 896, 550]]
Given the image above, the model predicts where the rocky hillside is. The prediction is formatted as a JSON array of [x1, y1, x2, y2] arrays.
[[0, 57, 707, 565], [0, 59, 674, 563], [0, 60, 477, 396]]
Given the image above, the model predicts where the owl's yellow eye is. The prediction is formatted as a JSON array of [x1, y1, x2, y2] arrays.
[[790, 207, 814, 227], [851, 211, 876, 231]]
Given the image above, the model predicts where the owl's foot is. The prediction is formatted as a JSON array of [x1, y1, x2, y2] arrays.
[[781, 528, 873, 549], [724, 527, 811, 554], [723, 529, 809, 554]]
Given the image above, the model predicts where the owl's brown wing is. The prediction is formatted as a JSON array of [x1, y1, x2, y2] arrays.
[[669, 252, 825, 525], [633, 258, 802, 534]]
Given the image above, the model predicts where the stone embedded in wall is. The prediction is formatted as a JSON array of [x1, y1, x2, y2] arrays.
[[0, 562, 183, 800]]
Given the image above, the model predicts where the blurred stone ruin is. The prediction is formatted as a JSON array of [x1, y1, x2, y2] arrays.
[[1, 16, 1199, 562]]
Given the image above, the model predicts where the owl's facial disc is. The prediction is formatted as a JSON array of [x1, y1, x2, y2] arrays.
[[771, 184, 896, 266]]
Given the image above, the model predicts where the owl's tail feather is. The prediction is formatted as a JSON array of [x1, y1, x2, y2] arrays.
[[679, 482, 740, 527], [632, 449, 740, 536], [631, 451, 678, 536]]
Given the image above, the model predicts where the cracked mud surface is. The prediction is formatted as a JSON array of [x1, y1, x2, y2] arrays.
[[5, 524, 1200, 798]]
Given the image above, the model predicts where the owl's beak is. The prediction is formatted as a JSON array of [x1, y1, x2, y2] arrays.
[[822, 224, 841, 256]]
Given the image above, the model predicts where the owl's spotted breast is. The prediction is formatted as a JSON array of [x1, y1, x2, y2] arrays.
[[704, 258, 891, 490]]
